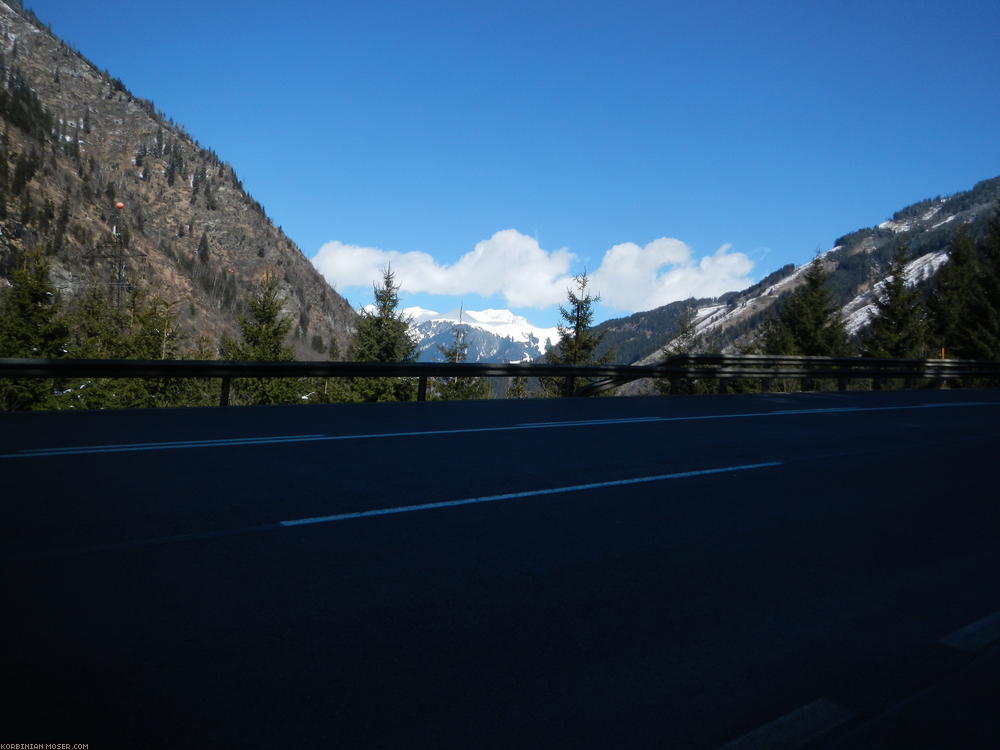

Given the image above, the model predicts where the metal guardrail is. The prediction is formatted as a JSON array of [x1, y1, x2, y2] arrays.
[[574, 354, 1000, 396], [2, 354, 999, 406]]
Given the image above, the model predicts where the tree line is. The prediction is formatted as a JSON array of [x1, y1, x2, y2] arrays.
[[758, 215, 1000, 361], [0, 244, 609, 409], [0, 256, 506, 408], [4, 213, 1000, 410], [654, 213, 1000, 394]]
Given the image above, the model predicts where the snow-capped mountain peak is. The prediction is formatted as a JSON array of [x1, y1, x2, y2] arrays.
[[402, 307, 560, 363]]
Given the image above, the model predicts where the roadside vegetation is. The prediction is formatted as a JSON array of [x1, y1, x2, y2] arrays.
[[3, 213, 1000, 410]]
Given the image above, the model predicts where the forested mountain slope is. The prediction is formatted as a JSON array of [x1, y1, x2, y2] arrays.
[[593, 176, 1000, 365], [0, 0, 357, 358]]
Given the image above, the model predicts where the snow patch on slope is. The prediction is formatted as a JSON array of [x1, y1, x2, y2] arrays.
[[878, 202, 947, 234], [878, 219, 913, 234], [840, 249, 950, 335]]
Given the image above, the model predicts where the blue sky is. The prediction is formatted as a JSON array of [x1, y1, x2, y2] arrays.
[[35, 0, 1000, 326]]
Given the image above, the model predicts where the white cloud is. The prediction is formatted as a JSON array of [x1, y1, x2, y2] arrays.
[[312, 229, 575, 308], [312, 230, 755, 314], [590, 238, 755, 311]]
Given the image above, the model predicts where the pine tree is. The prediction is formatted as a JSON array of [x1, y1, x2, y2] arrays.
[[860, 244, 928, 359], [220, 272, 299, 405], [347, 266, 418, 401], [662, 305, 700, 358], [960, 213, 1000, 360], [762, 257, 849, 356], [67, 287, 127, 357], [656, 305, 704, 395], [62, 286, 206, 409], [552, 272, 604, 364], [197, 231, 209, 264], [504, 376, 530, 399], [928, 227, 978, 357], [432, 324, 490, 401], [542, 272, 606, 397], [760, 313, 797, 355], [0, 248, 69, 410]]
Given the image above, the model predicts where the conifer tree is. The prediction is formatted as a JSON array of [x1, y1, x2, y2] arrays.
[[542, 272, 606, 397], [0, 248, 69, 410], [505, 376, 530, 399], [928, 226, 978, 357], [62, 286, 198, 409], [197, 231, 209, 264], [656, 305, 704, 395], [552, 272, 604, 364], [347, 266, 418, 401], [220, 271, 299, 405], [662, 305, 700, 358], [762, 257, 849, 356], [432, 323, 490, 401], [960, 213, 1000, 360], [860, 244, 928, 359], [68, 287, 128, 359]]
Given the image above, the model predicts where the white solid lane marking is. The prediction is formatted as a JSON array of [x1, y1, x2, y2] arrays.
[[280, 461, 784, 527], [940, 610, 1000, 652], [3, 401, 996, 459], [718, 698, 856, 750]]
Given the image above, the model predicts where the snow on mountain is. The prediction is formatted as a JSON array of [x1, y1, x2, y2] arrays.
[[652, 249, 841, 354], [404, 307, 560, 363], [841, 249, 950, 335], [645, 241, 953, 359], [878, 201, 945, 234]]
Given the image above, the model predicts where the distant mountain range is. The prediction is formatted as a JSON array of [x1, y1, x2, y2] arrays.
[[405, 307, 559, 363], [409, 176, 1000, 366]]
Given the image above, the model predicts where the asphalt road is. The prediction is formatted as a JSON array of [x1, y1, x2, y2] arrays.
[[3, 390, 1000, 748]]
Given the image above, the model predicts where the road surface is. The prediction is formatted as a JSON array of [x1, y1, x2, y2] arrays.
[[3, 390, 1000, 748]]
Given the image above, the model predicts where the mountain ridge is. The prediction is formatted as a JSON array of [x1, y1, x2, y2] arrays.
[[404, 307, 559, 363], [5, 1, 998, 373], [0, 0, 357, 358], [591, 176, 1000, 368]]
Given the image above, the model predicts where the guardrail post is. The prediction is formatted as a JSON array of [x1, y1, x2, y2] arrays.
[[838, 376, 848, 392], [220, 377, 231, 407], [417, 375, 427, 402]]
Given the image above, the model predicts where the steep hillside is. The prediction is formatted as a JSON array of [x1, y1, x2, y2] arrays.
[[591, 264, 798, 363], [0, 0, 357, 358], [594, 176, 1000, 366]]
